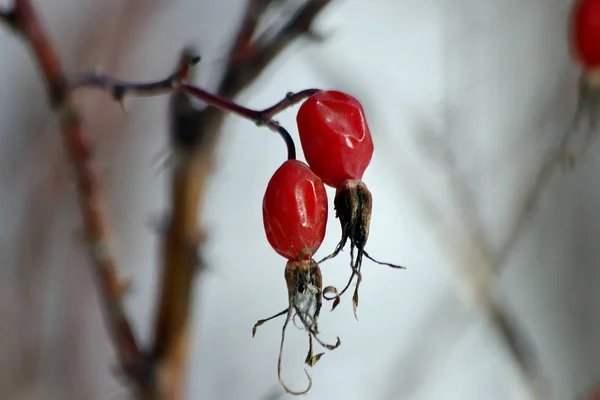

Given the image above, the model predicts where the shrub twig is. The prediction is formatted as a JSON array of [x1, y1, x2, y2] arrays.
[[0, 0, 145, 386]]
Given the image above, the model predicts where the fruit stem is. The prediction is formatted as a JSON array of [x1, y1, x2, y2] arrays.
[[181, 83, 309, 160], [72, 62, 321, 161]]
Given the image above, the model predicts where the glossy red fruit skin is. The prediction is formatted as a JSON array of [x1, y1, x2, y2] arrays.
[[296, 90, 374, 189], [263, 160, 328, 261], [572, 0, 600, 68]]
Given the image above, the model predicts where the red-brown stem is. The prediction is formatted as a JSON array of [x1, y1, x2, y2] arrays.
[[182, 85, 320, 121], [3, 0, 143, 383], [261, 89, 321, 116], [72, 71, 320, 160], [71, 66, 319, 123]]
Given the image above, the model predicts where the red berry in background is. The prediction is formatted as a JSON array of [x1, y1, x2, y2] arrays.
[[296, 90, 374, 188], [262, 159, 328, 261], [572, 0, 600, 68], [559, 0, 600, 170]]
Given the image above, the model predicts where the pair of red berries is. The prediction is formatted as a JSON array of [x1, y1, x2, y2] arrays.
[[256, 90, 403, 394]]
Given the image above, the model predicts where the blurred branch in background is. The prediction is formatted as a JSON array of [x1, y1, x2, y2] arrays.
[[0, 0, 145, 391], [380, 106, 560, 399], [424, 122, 542, 388], [7, 2, 161, 396], [384, 66, 583, 399], [150, 1, 331, 396]]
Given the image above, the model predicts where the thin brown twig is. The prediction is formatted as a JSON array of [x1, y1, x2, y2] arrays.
[[494, 109, 581, 269], [404, 71, 582, 396], [74, 73, 316, 121], [227, 0, 274, 69], [76, 74, 319, 123], [218, 0, 331, 98], [71, 63, 321, 160], [0, 0, 145, 387], [414, 116, 544, 398]]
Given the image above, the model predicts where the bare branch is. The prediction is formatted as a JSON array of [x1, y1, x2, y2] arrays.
[[71, 54, 201, 102], [1, 0, 144, 387], [218, 0, 332, 98], [413, 114, 544, 398], [73, 64, 321, 160]]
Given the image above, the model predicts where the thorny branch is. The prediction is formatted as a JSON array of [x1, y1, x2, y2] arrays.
[[0, 0, 145, 385], [72, 65, 321, 161]]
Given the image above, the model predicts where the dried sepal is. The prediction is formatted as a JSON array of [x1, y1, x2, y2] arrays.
[[319, 180, 405, 317], [351, 268, 361, 320], [322, 286, 341, 311], [252, 308, 288, 337], [251, 251, 340, 396], [284, 258, 341, 350], [305, 336, 325, 367], [276, 311, 313, 396], [335, 179, 373, 250], [285, 257, 322, 324], [306, 353, 324, 367]]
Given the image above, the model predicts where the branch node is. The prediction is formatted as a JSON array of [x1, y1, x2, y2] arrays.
[[1, 10, 17, 28], [112, 86, 126, 102]]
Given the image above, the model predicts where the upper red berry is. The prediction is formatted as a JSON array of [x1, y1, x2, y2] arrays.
[[262, 159, 328, 261], [572, 0, 600, 68], [296, 90, 374, 188]]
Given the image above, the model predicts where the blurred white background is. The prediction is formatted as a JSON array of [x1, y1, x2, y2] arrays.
[[0, 0, 598, 399]]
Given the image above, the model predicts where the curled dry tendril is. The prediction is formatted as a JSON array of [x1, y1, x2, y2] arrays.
[[277, 311, 312, 396], [251, 250, 340, 395]]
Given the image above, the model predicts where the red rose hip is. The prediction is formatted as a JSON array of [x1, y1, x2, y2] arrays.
[[262, 159, 328, 261], [559, 0, 600, 170], [296, 90, 374, 188], [257, 159, 339, 395], [572, 0, 600, 68], [295, 90, 404, 318]]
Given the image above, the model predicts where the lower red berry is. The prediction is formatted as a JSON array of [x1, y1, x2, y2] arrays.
[[255, 159, 340, 395], [262, 159, 328, 261]]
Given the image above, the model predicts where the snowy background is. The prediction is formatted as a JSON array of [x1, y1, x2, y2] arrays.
[[0, 0, 598, 399]]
